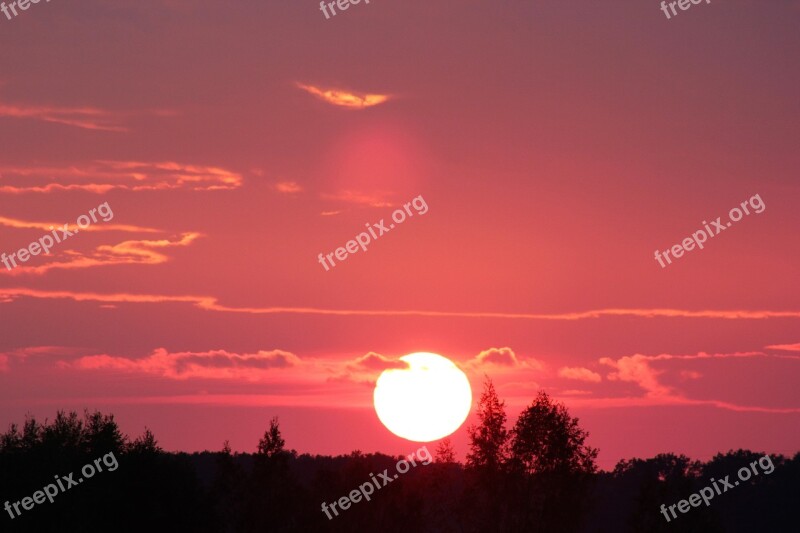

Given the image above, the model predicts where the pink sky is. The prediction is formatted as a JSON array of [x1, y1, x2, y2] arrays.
[[1, 0, 798, 469]]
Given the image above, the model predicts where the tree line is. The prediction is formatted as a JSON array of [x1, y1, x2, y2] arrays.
[[0, 379, 796, 532]]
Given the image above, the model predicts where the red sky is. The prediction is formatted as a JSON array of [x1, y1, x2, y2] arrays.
[[1, 0, 798, 469]]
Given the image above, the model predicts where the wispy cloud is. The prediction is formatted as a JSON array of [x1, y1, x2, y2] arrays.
[[591, 351, 800, 412], [558, 395, 800, 413], [348, 352, 409, 371], [0, 215, 158, 233], [601, 354, 673, 397], [321, 190, 394, 207], [296, 83, 390, 109], [68, 348, 301, 381], [558, 366, 602, 383], [0, 161, 242, 194], [0, 102, 127, 132], [467, 347, 521, 368], [765, 342, 800, 352], [2, 288, 800, 322], [1, 233, 201, 276], [274, 181, 303, 194]]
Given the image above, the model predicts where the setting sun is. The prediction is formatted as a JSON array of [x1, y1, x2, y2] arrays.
[[373, 352, 472, 442]]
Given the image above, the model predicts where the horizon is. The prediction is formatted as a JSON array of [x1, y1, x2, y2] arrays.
[[2, 0, 799, 477]]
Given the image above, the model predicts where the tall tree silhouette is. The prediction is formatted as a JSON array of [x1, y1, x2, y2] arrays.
[[466, 377, 508, 470], [245, 416, 298, 533], [464, 377, 511, 531]]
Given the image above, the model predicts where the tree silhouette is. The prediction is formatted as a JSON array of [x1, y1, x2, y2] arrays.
[[1, 406, 797, 532], [129, 427, 161, 455], [257, 416, 285, 458], [500, 391, 599, 532], [466, 377, 509, 470], [246, 416, 298, 532], [509, 390, 597, 475], [211, 440, 246, 533], [435, 437, 457, 463]]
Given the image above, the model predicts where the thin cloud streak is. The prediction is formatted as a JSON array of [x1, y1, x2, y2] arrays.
[[0, 216, 159, 233], [560, 395, 800, 414], [0, 161, 243, 194], [1, 287, 800, 320], [765, 343, 800, 352], [321, 190, 394, 207], [0, 102, 126, 132]]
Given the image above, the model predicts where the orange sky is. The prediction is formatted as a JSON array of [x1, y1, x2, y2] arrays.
[[1, 0, 798, 469]]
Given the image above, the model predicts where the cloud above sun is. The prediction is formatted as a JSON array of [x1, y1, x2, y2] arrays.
[[296, 83, 390, 109]]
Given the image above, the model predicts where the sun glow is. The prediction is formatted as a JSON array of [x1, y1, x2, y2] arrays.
[[373, 352, 472, 442]]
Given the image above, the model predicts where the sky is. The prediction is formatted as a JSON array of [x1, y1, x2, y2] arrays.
[[0, 0, 798, 470]]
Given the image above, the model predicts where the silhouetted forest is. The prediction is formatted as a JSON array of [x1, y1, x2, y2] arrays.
[[1, 380, 797, 532]]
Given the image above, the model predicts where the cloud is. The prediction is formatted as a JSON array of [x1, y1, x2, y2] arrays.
[[321, 190, 394, 207], [274, 181, 303, 194], [0, 215, 159, 234], [296, 83, 390, 109], [326, 352, 410, 388], [1, 233, 201, 276], [0, 161, 242, 194], [70, 348, 301, 381], [595, 351, 800, 412], [465, 347, 544, 376], [0, 101, 127, 132], [558, 366, 602, 383], [765, 342, 800, 352], [5, 346, 84, 359], [0, 346, 85, 371], [471, 347, 521, 367], [556, 395, 800, 413], [349, 352, 409, 371], [2, 288, 800, 323], [600, 354, 672, 397]]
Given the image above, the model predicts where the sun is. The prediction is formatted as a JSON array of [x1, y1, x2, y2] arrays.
[[373, 352, 472, 442]]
